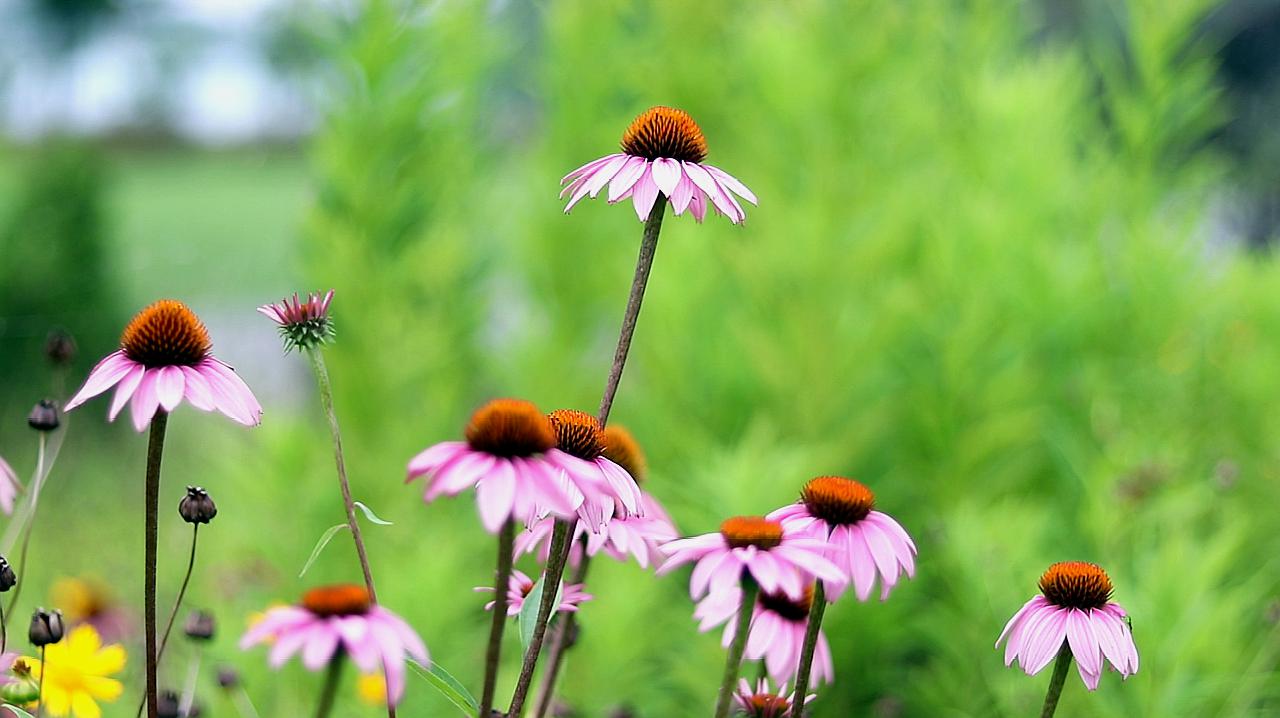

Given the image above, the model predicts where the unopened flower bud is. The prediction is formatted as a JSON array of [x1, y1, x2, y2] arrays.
[[0, 676, 40, 705], [28, 608, 64, 646], [178, 486, 217, 524], [0, 557, 16, 592], [216, 667, 239, 689], [27, 400, 60, 432], [157, 691, 182, 718], [184, 610, 215, 641], [44, 329, 76, 367]]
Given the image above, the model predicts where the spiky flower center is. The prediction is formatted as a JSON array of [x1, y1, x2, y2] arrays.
[[800, 476, 875, 526], [602, 425, 646, 482], [720, 516, 785, 550], [620, 106, 708, 163], [465, 399, 556, 458], [1039, 562, 1114, 610], [301, 584, 371, 617], [745, 693, 791, 717], [548, 409, 605, 461], [120, 300, 211, 367], [757, 586, 814, 623]]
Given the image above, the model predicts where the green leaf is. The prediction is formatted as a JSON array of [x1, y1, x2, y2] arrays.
[[299, 523, 349, 578], [2, 706, 36, 718], [353, 501, 393, 526], [407, 660, 477, 715], [516, 578, 564, 653]]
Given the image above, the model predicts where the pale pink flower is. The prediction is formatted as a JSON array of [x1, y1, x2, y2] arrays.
[[695, 586, 833, 687], [406, 399, 581, 533], [516, 491, 679, 570], [240, 585, 428, 706], [996, 562, 1139, 691], [475, 569, 592, 616], [63, 300, 262, 431], [734, 678, 814, 718], [769, 476, 916, 602], [561, 106, 757, 224], [658, 516, 843, 600], [0, 455, 19, 515], [257, 289, 336, 351]]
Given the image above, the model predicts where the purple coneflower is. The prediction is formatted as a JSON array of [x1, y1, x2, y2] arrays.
[[516, 495, 678, 570], [769, 476, 917, 601], [542, 410, 644, 530], [659, 517, 843, 601], [562, 106, 757, 224], [257, 289, 336, 352], [406, 399, 582, 533], [734, 678, 814, 718], [997, 562, 1139, 691], [476, 569, 592, 617], [64, 300, 262, 431], [695, 585, 834, 687], [240, 585, 428, 706]]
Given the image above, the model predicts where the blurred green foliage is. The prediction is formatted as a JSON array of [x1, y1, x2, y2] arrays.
[[4, 0, 1280, 717]]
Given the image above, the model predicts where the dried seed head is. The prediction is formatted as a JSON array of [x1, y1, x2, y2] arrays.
[[719, 516, 785, 550], [620, 106, 708, 163], [0, 557, 15, 592], [179, 486, 218, 524], [464, 399, 556, 458], [120, 300, 212, 368], [184, 610, 215, 641], [27, 399, 60, 432]]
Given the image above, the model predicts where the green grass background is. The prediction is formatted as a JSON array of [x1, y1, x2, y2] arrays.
[[2, 0, 1279, 716]]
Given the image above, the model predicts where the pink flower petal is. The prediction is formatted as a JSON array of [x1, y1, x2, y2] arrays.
[[706, 165, 758, 205], [650, 158, 681, 196], [301, 623, 341, 670], [670, 172, 695, 214], [607, 156, 648, 202], [108, 364, 147, 421], [130, 370, 162, 432], [475, 459, 517, 533], [631, 168, 660, 222], [64, 351, 135, 411], [155, 366, 186, 412]]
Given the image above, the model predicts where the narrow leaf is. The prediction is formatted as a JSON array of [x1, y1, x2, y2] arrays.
[[2, 706, 35, 718], [516, 579, 564, 653], [407, 660, 477, 715], [299, 523, 349, 578], [353, 501, 393, 526]]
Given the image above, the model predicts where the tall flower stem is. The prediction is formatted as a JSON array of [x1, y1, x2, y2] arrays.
[[5, 433, 49, 619], [136, 524, 199, 718], [143, 410, 169, 718], [506, 520, 572, 717], [791, 579, 828, 714], [479, 519, 516, 717], [306, 348, 379, 603], [35, 645, 47, 718], [0, 603, 6, 654], [597, 195, 667, 426], [315, 654, 345, 718], [1039, 644, 1073, 718], [715, 578, 759, 718], [533, 551, 591, 718]]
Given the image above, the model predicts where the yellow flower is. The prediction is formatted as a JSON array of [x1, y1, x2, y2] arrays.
[[357, 672, 387, 706], [51, 577, 113, 624], [27, 625, 125, 718]]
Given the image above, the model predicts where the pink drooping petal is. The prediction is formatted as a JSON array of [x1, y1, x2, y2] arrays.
[[406, 442, 469, 480], [108, 364, 147, 420], [201, 359, 263, 426], [301, 623, 341, 670], [179, 366, 217, 411], [267, 622, 314, 667], [689, 187, 708, 222], [996, 596, 1044, 649], [64, 351, 134, 411], [130, 369, 163, 432], [607, 156, 648, 202], [240, 607, 313, 647], [774, 543, 845, 587], [747, 550, 789, 597], [690, 549, 734, 598], [712, 176, 746, 223], [427, 451, 495, 499], [1078, 662, 1102, 691], [561, 153, 621, 185], [859, 520, 903, 587], [1007, 602, 1054, 668], [565, 155, 628, 212], [475, 459, 517, 533], [670, 172, 695, 214], [631, 168, 660, 222], [155, 365, 186, 412], [705, 165, 758, 205], [1026, 609, 1071, 675], [650, 158, 681, 197], [598, 457, 642, 516], [683, 162, 740, 223], [1065, 609, 1101, 677], [842, 525, 879, 601]]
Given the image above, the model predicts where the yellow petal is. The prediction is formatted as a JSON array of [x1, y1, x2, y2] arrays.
[[70, 691, 102, 718], [357, 673, 387, 706], [81, 675, 123, 701], [66, 625, 102, 657], [84, 644, 126, 676], [42, 684, 72, 716]]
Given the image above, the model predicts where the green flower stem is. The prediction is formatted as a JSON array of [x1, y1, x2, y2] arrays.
[[715, 577, 760, 718], [232, 687, 263, 718], [506, 520, 572, 717], [5, 433, 49, 621], [136, 524, 199, 718], [1040, 644, 1074, 718], [533, 550, 592, 718], [790, 580, 828, 714], [35, 645, 46, 718], [597, 194, 667, 427], [479, 519, 516, 717], [315, 653, 345, 718], [143, 410, 169, 718]]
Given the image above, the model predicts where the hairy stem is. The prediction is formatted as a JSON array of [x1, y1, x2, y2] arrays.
[[136, 524, 199, 718], [533, 550, 591, 718], [597, 194, 667, 427], [790, 580, 827, 715], [479, 519, 516, 717], [1039, 644, 1073, 718], [144, 411, 169, 718], [715, 578, 759, 718], [506, 521, 572, 717]]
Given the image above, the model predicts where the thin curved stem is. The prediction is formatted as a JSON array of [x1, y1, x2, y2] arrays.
[[505, 521, 572, 717], [533, 550, 591, 718], [35, 645, 46, 718], [715, 578, 759, 718], [137, 524, 199, 718], [315, 654, 345, 718], [143, 411, 170, 718], [597, 194, 666, 427], [790, 580, 827, 714], [5, 433, 48, 619], [1039, 644, 1073, 718], [0, 602, 6, 655], [479, 519, 516, 717], [232, 687, 263, 718]]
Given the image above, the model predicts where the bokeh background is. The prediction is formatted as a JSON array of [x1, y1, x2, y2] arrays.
[[2, 0, 1280, 715]]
